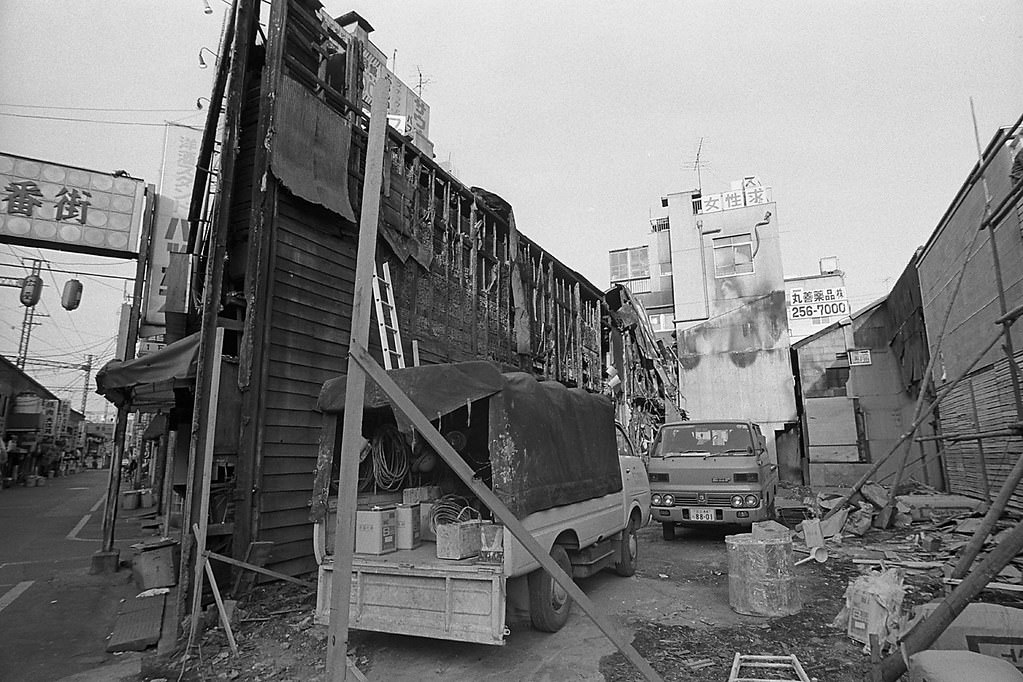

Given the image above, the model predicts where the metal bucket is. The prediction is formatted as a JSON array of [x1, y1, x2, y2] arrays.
[[726, 532, 801, 616]]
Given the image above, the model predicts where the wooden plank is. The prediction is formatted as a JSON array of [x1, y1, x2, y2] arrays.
[[206, 549, 314, 589], [188, 327, 226, 648], [327, 75, 389, 682], [258, 506, 317, 529], [261, 472, 316, 493], [263, 424, 324, 446], [350, 345, 662, 682]]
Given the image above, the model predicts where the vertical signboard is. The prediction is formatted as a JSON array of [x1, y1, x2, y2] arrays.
[[41, 399, 58, 437], [143, 124, 202, 333]]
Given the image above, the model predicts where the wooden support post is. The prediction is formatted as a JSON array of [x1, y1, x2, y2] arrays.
[[325, 75, 390, 682], [192, 525, 238, 656], [187, 327, 225, 648], [349, 345, 663, 682], [176, 0, 255, 642], [160, 428, 177, 538]]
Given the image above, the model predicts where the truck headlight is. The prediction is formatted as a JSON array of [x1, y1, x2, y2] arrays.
[[652, 493, 662, 506], [731, 495, 744, 508], [744, 494, 759, 508]]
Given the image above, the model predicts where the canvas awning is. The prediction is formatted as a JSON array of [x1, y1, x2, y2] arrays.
[[95, 332, 200, 412]]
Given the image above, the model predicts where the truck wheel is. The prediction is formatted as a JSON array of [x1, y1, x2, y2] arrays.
[[528, 545, 573, 632], [614, 515, 639, 577], [661, 522, 675, 541]]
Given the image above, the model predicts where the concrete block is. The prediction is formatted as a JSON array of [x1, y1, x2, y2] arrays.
[[90, 549, 121, 575], [107, 594, 165, 652]]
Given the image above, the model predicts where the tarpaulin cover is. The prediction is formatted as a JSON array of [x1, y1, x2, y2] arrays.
[[271, 75, 357, 222], [316, 361, 622, 517], [95, 332, 199, 410]]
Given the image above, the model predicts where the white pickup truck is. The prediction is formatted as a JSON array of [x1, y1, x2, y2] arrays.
[[310, 361, 650, 644]]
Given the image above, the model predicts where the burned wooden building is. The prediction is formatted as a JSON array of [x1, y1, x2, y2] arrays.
[[158, 1, 673, 578]]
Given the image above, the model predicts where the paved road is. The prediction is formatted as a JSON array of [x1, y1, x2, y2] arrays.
[[0, 469, 152, 681]]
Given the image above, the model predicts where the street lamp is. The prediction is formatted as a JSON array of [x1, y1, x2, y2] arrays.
[[198, 47, 218, 69]]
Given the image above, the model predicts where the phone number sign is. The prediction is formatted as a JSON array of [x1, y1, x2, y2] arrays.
[[0, 153, 146, 258], [789, 287, 849, 320]]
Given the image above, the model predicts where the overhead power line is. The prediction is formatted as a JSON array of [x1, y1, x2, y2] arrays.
[[0, 102, 198, 113], [0, 111, 202, 127]]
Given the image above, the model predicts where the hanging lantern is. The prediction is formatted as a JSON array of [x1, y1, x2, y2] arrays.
[[19, 274, 43, 307], [61, 279, 83, 311]]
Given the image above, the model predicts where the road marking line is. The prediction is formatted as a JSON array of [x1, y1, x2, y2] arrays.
[[89, 495, 106, 513], [0, 581, 34, 614], [67, 513, 92, 540]]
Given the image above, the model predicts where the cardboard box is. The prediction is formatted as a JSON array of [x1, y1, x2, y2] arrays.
[[403, 485, 441, 504], [843, 570, 903, 646], [420, 501, 436, 542], [436, 520, 480, 560], [395, 503, 421, 550], [847, 586, 890, 645], [355, 507, 396, 555]]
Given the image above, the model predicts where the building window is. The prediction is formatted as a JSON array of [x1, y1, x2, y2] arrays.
[[609, 250, 629, 281], [651, 217, 670, 232], [609, 246, 649, 282], [661, 197, 669, 208], [713, 233, 754, 277]]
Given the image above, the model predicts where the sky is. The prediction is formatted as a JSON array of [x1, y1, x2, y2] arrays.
[[1, 0, 1021, 419]]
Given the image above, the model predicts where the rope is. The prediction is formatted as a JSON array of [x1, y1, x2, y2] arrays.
[[369, 425, 410, 491]]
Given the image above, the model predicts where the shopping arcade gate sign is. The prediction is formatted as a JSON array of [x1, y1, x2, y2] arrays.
[[0, 152, 147, 258]]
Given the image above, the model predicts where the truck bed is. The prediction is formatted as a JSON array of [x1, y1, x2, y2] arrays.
[[315, 543, 509, 645]]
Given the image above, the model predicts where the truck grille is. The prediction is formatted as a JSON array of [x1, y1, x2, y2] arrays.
[[671, 492, 734, 507]]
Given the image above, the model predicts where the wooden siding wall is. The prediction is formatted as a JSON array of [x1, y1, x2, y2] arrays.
[[256, 194, 387, 576], [940, 350, 1023, 514]]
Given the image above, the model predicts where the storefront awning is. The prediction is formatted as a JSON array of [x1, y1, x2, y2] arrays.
[[95, 332, 199, 412]]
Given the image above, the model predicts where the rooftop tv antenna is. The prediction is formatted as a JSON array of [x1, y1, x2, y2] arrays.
[[682, 137, 708, 193], [414, 65, 432, 98]]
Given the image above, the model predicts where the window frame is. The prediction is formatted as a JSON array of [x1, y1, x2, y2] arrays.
[[712, 233, 755, 278]]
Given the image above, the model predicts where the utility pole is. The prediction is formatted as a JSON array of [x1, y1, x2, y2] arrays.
[[81, 354, 93, 416], [16, 259, 44, 369]]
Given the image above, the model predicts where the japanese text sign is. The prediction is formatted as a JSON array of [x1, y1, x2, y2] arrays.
[[699, 178, 772, 214], [144, 125, 200, 328], [0, 152, 145, 258]]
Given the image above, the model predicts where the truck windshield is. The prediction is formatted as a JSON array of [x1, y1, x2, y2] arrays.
[[652, 423, 754, 457]]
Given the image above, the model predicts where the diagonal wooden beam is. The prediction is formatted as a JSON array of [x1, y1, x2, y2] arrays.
[[350, 344, 663, 682]]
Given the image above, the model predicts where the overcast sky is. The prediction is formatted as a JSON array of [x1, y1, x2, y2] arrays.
[[1, 1, 1021, 417]]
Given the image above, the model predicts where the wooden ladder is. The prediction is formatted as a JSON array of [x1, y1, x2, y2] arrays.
[[372, 261, 405, 370], [728, 653, 811, 682]]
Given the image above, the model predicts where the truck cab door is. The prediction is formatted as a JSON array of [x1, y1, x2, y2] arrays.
[[615, 423, 651, 526]]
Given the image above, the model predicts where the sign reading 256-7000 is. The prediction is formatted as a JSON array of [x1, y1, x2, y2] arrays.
[[0, 152, 146, 258], [789, 287, 848, 319]]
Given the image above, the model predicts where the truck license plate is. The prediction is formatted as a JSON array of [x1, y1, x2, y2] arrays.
[[691, 508, 715, 522]]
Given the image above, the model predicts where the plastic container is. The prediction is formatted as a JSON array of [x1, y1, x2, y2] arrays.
[[726, 532, 801, 616], [120, 490, 140, 510]]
